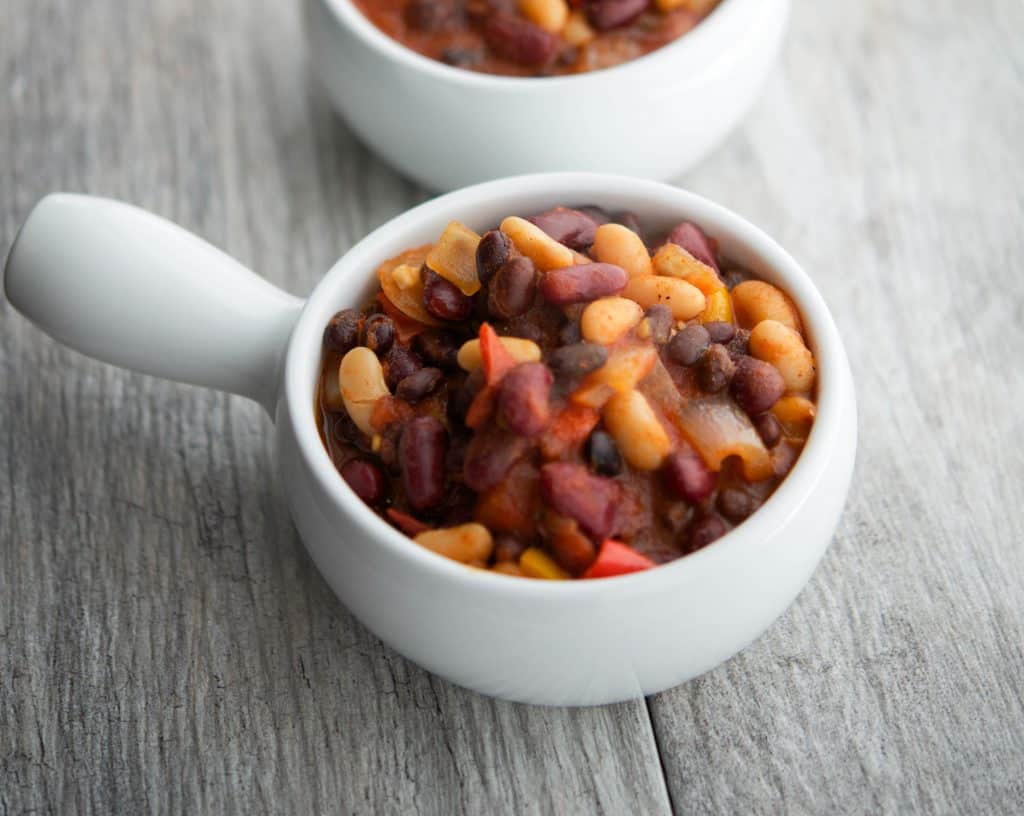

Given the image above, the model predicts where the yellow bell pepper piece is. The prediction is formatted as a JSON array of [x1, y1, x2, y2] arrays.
[[699, 288, 734, 324]]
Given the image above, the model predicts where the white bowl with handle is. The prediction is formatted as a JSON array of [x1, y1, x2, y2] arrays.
[[4, 173, 855, 706], [306, 0, 790, 191]]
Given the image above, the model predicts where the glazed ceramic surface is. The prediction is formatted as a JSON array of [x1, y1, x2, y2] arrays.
[[4, 174, 855, 706], [306, 0, 790, 190]]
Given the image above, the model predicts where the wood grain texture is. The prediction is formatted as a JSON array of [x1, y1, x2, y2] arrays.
[[2, 0, 1022, 814]]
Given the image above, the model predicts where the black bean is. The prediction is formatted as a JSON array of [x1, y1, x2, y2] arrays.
[[576, 204, 611, 225], [323, 309, 361, 354], [383, 345, 422, 391], [396, 367, 444, 402], [361, 313, 395, 355], [498, 362, 553, 437], [476, 229, 513, 285], [404, 0, 450, 31], [753, 413, 783, 448], [558, 319, 582, 346], [663, 449, 715, 502], [667, 324, 710, 366], [586, 430, 622, 476], [441, 46, 483, 67], [423, 269, 473, 321], [332, 410, 369, 449], [717, 488, 758, 523], [488, 256, 537, 319], [698, 344, 735, 393], [612, 209, 644, 235], [400, 416, 448, 511], [704, 321, 736, 344], [644, 305, 674, 345], [494, 534, 527, 563], [548, 342, 608, 378], [687, 514, 728, 551], [340, 459, 385, 505], [450, 368, 484, 423], [413, 330, 460, 369], [726, 328, 751, 360], [730, 356, 786, 416], [721, 267, 751, 290]]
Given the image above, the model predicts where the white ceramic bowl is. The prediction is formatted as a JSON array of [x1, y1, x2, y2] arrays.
[[306, 0, 790, 191], [4, 173, 855, 706]]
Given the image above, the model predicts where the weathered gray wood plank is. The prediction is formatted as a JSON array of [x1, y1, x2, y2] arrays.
[[1, 1, 671, 813], [649, 1, 1024, 813]]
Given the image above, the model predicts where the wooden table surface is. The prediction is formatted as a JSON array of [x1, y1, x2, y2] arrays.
[[3, 0, 1022, 813]]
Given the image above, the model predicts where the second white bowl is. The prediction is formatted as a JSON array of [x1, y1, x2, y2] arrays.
[[306, 0, 790, 191]]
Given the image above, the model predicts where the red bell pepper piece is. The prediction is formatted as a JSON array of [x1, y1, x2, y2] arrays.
[[386, 508, 431, 536], [479, 322, 517, 386], [582, 539, 656, 579]]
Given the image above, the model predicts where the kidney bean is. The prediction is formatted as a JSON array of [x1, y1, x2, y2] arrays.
[[698, 343, 735, 393], [493, 534, 527, 563], [576, 204, 611, 225], [667, 324, 710, 366], [663, 448, 715, 502], [340, 459, 385, 505], [383, 344, 422, 391], [687, 514, 728, 550], [413, 330, 460, 369], [753, 412, 783, 448], [704, 321, 736, 344], [540, 462, 619, 540], [476, 229, 513, 285], [405, 0, 451, 30], [644, 305, 674, 345], [423, 270, 473, 321], [527, 207, 599, 251], [498, 362, 553, 437], [585, 0, 647, 30], [717, 487, 758, 523], [463, 426, 531, 492], [538, 263, 628, 305], [666, 221, 719, 272], [488, 256, 537, 319], [400, 416, 448, 511], [484, 13, 560, 66], [323, 309, 361, 354], [730, 356, 786, 415], [361, 313, 395, 355], [396, 367, 444, 402], [548, 342, 608, 378], [586, 430, 622, 476]]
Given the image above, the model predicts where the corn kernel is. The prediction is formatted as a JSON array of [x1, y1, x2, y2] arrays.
[[520, 548, 569, 580]]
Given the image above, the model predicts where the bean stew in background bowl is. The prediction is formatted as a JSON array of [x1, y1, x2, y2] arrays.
[[351, 0, 722, 77], [306, 0, 790, 189], [318, 206, 820, 579]]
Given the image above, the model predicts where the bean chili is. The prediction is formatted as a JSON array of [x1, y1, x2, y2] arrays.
[[351, 0, 722, 77], [317, 205, 818, 580]]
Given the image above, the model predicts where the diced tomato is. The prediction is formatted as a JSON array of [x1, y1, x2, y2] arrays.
[[474, 462, 539, 536], [370, 395, 415, 431], [540, 404, 601, 460], [386, 508, 431, 536], [479, 323, 516, 386], [378, 292, 429, 343], [581, 539, 656, 579]]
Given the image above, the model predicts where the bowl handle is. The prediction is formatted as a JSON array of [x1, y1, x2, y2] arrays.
[[4, 194, 305, 417]]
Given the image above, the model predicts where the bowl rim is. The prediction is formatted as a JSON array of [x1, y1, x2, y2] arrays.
[[283, 172, 848, 597], [317, 0, 756, 87]]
